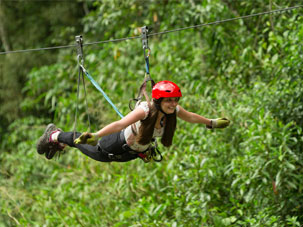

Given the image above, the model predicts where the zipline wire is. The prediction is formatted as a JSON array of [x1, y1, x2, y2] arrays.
[[148, 5, 303, 37], [0, 44, 77, 55], [0, 5, 302, 55]]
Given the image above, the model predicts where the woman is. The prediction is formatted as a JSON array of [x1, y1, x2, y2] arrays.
[[37, 81, 230, 162]]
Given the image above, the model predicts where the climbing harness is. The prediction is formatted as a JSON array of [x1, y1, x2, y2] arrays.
[[138, 139, 163, 163]]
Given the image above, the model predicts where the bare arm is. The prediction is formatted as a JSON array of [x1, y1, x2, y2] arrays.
[[94, 107, 146, 138], [177, 105, 212, 126]]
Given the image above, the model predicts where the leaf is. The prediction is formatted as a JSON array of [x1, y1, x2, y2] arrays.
[[285, 161, 296, 171], [275, 171, 281, 187]]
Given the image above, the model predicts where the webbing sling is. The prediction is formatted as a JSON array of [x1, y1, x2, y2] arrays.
[[128, 26, 163, 163], [75, 35, 124, 122], [129, 26, 155, 111], [80, 65, 124, 119]]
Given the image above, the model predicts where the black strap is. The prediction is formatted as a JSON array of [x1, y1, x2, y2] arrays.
[[73, 64, 91, 141], [73, 35, 91, 140], [150, 146, 163, 162], [129, 76, 155, 111], [81, 67, 91, 132], [73, 66, 81, 141]]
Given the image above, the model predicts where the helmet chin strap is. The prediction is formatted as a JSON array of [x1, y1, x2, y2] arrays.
[[153, 98, 165, 114], [156, 104, 167, 115], [153, 98, 176, 127]]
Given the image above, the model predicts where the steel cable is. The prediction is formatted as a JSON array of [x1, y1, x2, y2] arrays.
[[0, 5, 302, 55]]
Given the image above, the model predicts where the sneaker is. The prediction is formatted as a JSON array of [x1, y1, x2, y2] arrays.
[[37, 124, 57, 155], [45, 129, 65, 160]]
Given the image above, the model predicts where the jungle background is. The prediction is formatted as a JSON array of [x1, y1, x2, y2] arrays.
[[1, 0, 303, 226]]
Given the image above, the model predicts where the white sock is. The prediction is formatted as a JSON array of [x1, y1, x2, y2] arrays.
[[51, 131, 61, 142]]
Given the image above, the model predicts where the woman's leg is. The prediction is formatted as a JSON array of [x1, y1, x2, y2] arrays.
[[37, 124, 138, 162], [58, 132, 112, 162]]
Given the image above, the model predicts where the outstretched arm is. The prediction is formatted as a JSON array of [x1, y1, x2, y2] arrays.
[[74, 107, 146, 145], [177, 105, 230, 129], [94, 107, 146, 138], [177, 105, 212, 126]]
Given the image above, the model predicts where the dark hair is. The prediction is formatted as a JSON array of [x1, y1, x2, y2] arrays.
[[136, 101, 177, 147]]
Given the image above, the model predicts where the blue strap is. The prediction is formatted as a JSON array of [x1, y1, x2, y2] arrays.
[[81, 66, 124, 118], [145, 57, 150, 75]]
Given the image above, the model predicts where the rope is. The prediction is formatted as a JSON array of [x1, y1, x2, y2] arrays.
[[73, 65, 91, 140], [73, 65, 82, 140], [0, 5, 301, 55], [81, 67, 91, 131]]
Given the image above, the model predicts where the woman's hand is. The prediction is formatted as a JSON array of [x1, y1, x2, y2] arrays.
[[74, 132, 99, 146], [207, 118, 230, 129]]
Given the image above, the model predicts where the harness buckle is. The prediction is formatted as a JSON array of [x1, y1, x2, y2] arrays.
[[108, 153, 115, 159], [107, 153, 123, 160]]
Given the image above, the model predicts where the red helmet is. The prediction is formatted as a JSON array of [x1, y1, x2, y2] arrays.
[[152, 80, 182, 99]]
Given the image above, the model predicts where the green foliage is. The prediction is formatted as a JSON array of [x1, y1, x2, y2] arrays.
[[0, 0, 85, 129], [1, 0, 303, 226]]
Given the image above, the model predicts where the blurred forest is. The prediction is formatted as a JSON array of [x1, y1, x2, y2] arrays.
[[1, 0, 303, 226]]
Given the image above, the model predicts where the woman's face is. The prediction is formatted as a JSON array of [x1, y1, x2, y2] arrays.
[[160, 97, 180, 114]]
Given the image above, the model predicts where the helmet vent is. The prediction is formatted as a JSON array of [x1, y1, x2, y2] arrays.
[[165, 90, 171, 92]]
